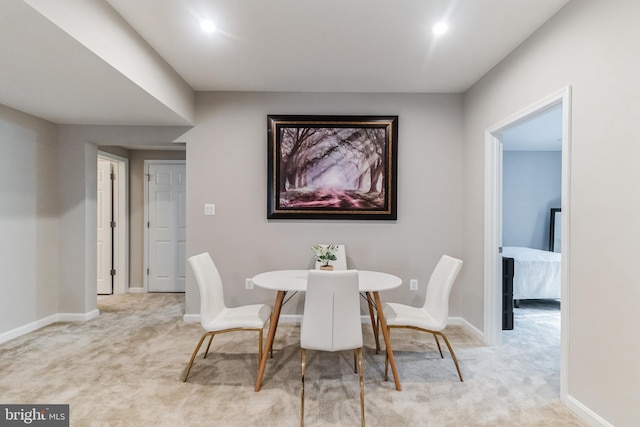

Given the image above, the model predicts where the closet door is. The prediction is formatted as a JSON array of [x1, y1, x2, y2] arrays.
[[147, 162, 186, 292]]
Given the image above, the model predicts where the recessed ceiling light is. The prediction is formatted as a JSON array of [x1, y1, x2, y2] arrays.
[[432, 21, 449, 36], [201, 20, 217, 33]]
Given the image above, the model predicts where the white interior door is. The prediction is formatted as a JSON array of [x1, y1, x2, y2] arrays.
[[147, 162, 186, 292], [97, 159, 113, 295]]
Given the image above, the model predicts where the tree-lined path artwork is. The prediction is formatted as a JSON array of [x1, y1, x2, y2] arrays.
[[267, 116, 398, 220], [280, 126, 385, 208]]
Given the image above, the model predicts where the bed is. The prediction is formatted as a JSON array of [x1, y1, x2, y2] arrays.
[[501, 208, 561, 330], [502, 246, 561, 300]]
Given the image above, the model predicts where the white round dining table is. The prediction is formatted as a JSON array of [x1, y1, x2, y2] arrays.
[[252, 269, 402, 293], [252, 269, 403, 392]]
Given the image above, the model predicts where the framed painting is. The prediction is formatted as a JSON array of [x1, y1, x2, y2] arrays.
[[267, 115, 398, 220]]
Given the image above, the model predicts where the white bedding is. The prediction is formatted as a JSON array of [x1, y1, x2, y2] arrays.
[[502, 246, 561, 300]]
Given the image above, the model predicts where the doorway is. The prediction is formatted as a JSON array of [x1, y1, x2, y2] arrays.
[[501, 107, 562, 344], [97, 152, 129, 295], [484, 86, 571, 395], [144, 160, 186, 293]]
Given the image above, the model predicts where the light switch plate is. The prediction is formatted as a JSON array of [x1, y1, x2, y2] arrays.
[[245, 278, 253, 289], [204, 204, 215, 215], [410, 279, 418, 291]]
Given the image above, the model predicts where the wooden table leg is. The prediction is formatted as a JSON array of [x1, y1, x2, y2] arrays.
[[365, 292, 380, 353], [373, 291, 402, 391], [255, 290, 285, 392]]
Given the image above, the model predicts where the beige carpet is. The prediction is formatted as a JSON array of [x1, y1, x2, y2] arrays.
[[0, 294, 586, 426]]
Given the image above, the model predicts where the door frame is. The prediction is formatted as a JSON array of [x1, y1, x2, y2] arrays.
[[484, 86, 572, 398], [143, 159, 187, 293], [97, 151, 129, 295]]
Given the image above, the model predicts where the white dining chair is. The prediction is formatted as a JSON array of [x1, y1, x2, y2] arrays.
[[184, 252, 272, 382], [300, 269, 364, 427], [382, 255, 464, 382], [313, 244, 381, 353]]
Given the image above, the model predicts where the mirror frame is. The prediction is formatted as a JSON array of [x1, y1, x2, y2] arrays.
[[549, 208, 561, 252]]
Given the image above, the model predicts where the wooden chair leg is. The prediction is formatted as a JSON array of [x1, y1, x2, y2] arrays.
[[258, 329, 263, 366], [203, 333, 215, 359], [184, 332, 213, 382], [437, 332, 463, 382], [366, 292, 380, 353], [300, 349, 306, 427], [358, 348, 365, 427], [432, 333, 444, 358], [384, 327, 390, 381]]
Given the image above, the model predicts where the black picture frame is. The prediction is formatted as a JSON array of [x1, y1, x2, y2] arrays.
[[267, 115, 398, 220]]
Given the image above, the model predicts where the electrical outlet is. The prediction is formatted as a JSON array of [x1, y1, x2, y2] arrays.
[[245, 278, 253, 290], [204, 204, 215, 215], [409, 279, 418, 291]]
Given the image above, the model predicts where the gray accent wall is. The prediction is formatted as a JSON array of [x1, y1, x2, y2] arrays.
[[503, 151, 561, 250], [184, 92, 464, 317]]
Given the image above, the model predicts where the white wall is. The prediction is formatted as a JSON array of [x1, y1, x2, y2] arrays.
[[56, 132, 98, 315], [184, 92, 464, 317], [503, 151, 561, 249], [0, 105, 59, 336], [462, 1, 639, 425]]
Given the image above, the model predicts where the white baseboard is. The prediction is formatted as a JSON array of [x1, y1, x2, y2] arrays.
[[127, 287, 146, 294], [563, 394, 613, 427], [0, 310, 100, 345], [448, 316, 484, 342], [279, 314, 302, 323], [58, 309, 100, 322], [0, 314, 59, 345], [182, 314, 200, 323]]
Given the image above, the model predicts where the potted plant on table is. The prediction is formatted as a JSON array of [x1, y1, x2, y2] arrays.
[[312, 244, 339, 270]]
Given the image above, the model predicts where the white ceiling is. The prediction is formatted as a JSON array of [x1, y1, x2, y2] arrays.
[[0, 0, 570, 127]]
